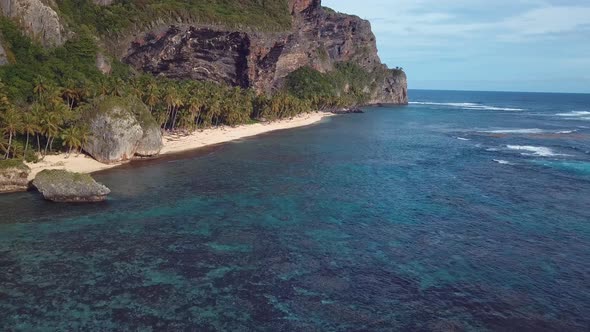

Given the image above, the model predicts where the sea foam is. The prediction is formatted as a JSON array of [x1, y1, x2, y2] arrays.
[[506, 145, 565, 157], [556, 111, 590, 117], [409, 102, 524, 111], [483, 128, 546, 134], [480, 128, 577, 134]]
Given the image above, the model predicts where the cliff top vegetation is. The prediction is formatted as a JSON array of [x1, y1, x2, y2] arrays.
[[55, 0, 292, 36]]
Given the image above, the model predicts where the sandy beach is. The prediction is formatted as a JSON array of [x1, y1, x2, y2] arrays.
[[25, 111, 332, 180]]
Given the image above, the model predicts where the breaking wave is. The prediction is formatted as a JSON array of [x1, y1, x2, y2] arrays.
[[409, 102, 524, 111], [555, 111, 590, 121], [506, 145, 566, 157]]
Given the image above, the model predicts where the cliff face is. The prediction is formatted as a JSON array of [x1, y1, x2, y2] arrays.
[[124, 0, 408, 104], [0, 0, 67, 47]]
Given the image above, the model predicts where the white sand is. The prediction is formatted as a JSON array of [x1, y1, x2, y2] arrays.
[[26, 111, 332, 180]]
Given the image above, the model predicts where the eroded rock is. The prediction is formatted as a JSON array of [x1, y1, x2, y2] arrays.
[[33, 169, 110, 202], [0, 0, 68, 47], [0, 160, 30, 193], [82, 96, 163, 163]]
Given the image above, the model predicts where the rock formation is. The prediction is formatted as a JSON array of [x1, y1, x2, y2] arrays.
[[33, 169, 110, 202], [124, 0, 408, 104], [0, 160, 30, 193], [0, 0, 68, 47], [0, 38, 9, 65], [95, 53, 112, 75], [83, 96, 163, 163]]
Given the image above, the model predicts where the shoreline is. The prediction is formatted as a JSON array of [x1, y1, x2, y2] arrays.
[[25, 111, 333, 180]]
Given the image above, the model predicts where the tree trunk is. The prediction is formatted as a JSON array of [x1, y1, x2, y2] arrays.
[[44, 136, 51, 157], [171, 106, 179, 131], [5, 131, 12, 159], [24, 133, 30, 155], [37, 134, 41, 154], [164, 106, 173, 130]]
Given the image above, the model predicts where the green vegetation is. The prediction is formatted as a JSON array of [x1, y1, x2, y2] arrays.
[[0, 159, 28, 170], [0, 1, 400, 163], [286, 63, 377, 109], [55, 0, 291, 37], [0, 17, 104, 101], [35, 169, 95, 185]]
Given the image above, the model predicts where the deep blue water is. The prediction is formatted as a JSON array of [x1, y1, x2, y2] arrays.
[[1, 90, 589, 331]]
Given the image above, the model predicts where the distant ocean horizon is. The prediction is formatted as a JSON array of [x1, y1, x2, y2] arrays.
[[1, 89, 589, 330], [410, 88, 590, 95]]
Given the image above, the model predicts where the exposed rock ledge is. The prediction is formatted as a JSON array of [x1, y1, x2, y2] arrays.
[[0, 160, 30, 193], [33, 169, 110, 202]]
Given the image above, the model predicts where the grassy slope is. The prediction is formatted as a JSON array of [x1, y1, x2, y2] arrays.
[[55, 0, 292, 36]]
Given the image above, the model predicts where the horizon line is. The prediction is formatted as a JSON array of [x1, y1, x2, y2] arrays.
[[408, 88, 590, 95]]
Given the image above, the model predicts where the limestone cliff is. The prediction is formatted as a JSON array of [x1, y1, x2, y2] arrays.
[[0, 0, 68, 47], [124, 0, 408, 104]]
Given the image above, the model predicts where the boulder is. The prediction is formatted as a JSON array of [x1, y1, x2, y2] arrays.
[[33, 169, 110, 202], [135, 125, 163, 157], [0, 159, 30, 193], [82, 96, 163, 163]]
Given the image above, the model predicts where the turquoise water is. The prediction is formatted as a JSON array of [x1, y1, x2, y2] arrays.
[[1, 90, 589, 330]]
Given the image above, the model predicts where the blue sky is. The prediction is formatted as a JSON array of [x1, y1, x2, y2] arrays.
[[323, 0, 590, 93]]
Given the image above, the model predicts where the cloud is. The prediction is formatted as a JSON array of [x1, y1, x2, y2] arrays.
[[323, 0, 590, 92]]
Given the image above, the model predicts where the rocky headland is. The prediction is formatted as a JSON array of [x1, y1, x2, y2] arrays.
[[123, 0, 407, 104], [0, 0, 407, 198]]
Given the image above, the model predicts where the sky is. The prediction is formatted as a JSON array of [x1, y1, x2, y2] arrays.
[[323, 0, 590, 93]]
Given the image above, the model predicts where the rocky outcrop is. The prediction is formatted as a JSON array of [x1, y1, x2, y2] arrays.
[[92, 0, 112, 6], [123, 0, 407, 104], [0, 160, 30, 193], [288, 0, 319, 14], [125, 27, 251, 87], [370, 69, 408, 105], [33, 169, 110, 202], [83, 96, 163, 163], [95, 53, 112, 75], [0, 0, 68, 47], [0, 38, 9, 65]]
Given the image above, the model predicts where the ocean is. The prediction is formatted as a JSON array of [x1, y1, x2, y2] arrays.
[[0, 90, 589, 330]]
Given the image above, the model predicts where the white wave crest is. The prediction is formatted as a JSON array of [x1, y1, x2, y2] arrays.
[[483, 128, 546, 134], [480, 128, 577, 134], [556, 111, 590, 117], [506, 145, 566, 157], [493, 159, 513, 165], [455, 137, 470, 141], [409, 102, 524, 111]]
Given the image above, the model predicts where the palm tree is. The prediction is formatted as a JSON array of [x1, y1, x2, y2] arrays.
[[20, 112, 40, 156], [0, 107, 23, 159], [76, 126, 91, 156], [61, 127, 81, 156], [33, 78, 47, 98], [30, 104, 44, 154], [39, 111, 60, 156], [144, 84, 160, 114], [61, 84, 79, 110], [0, 134, 7, 159]]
